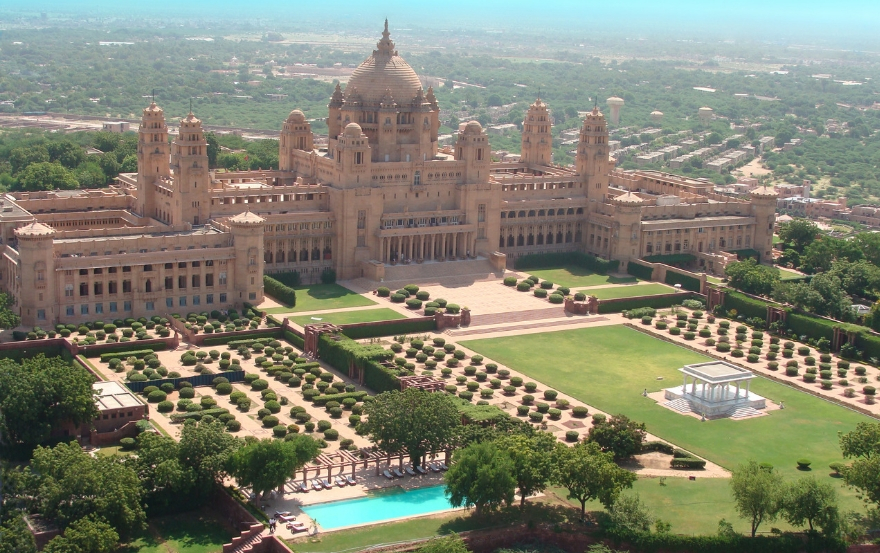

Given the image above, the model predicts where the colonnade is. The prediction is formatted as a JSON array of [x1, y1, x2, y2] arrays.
[[381, 231, 476, 264]]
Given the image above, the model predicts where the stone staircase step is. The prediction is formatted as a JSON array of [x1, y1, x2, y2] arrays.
[[446, 315, 608, 337], [729, 406, 763, 419], [664, 398, 693, 413], [468, 307, 565, 327]]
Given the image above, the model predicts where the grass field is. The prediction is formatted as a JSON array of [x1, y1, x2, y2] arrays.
[[462, 325, 872, 481], [290, 308, 405, 327], [586, 283, 675, 300], [523, 266, 637, 289], [119, 509, 234, 553], [264, 284, 376, 314], [777, 267, 804, 280]]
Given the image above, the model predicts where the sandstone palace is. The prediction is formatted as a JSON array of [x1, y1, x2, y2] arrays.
[[0, 22, 776, 327]]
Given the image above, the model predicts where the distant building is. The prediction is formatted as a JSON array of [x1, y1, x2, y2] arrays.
[[101, 121, 130, 133]]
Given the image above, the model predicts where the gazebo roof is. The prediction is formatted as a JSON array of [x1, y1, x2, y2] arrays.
[[679, 361, 755, 384]]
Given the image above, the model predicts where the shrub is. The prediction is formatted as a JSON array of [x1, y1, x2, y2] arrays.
[[543, 389, 558, 401], [786, 367, 799, 377], [215, 382, 233, 395], [458, 391, 473, 401], [548, 408, 562, 420], [565, 431, 579, 443], [119, 437, 137, 450], [377, 287, 391, 297], [641, 316, 653, 325], [510, 376, 523, 387], [572, 406, 588, 418], [406, 298, 423, 309], [157, 400, 174, 413], [655, 321, 667, 330], [517, 281, 531, 292], [855, 366, 867, 376], [503, 276, 517, 286], [838, 360, 851, 370], [516, 405, 530, 416], [251, 379, 269, 391], [503, 385, 516, 395], [533, 288, 548, 298], [864, 386, 877, 396], [524, 382, 538, 393], [797, 459, 812, 470], [148, 390, 167, 403], [528, 412, 544, 423], [548, 294, 564, 304]]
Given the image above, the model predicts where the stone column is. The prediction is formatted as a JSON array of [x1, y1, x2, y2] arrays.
[[408, 235, 414, 261], [442, 234, 448, 261]]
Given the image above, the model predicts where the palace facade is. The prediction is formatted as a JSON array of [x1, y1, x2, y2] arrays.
[[0, 22, 776, 327]]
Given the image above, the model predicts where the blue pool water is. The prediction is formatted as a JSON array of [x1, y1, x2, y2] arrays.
[[302, 485, 454, 529]]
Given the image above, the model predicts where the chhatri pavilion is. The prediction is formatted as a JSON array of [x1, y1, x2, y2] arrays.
[[663, 360, 767, 419]]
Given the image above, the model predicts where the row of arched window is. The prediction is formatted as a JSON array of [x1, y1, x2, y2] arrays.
[[502, 207, 584, 219]]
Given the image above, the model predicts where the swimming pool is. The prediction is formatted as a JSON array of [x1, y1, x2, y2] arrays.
[[302, 485, 454, 530]]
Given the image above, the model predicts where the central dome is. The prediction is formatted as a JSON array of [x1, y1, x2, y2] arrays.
[[345, 20, 422, 105]]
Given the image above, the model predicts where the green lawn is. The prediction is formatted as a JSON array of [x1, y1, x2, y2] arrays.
[[777, 267, 804, 280], [264, 284, 376, 313], [523, 266, 637, 289], [290, 308, 405, 327], [119, 509, 234, 553], [586, 283, 675, 300], [462, 325, 873, 481]]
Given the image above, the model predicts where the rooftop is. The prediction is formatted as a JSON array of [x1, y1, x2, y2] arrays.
[[680, 361, 755, 384], [93, 381, 142, 410]]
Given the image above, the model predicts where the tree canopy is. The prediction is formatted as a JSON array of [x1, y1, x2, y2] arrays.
[[777, 218, 819, 253], [444, 441, 515, 515], [840, 422, 880, 509], [363, 388, 461, 466], [0, 355, 98, 446], [729, 460, 783, 537], [42, 515, 119, 553], [552, 441, 637, 519], [496, 432, 556, 508], [586, 414, 647, 461], [780, 476, 839, 534], [227, 435, 320, 502], [725, 258, 780, 296]]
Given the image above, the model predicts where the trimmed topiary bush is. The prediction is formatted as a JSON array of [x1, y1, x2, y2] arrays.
[[572, 406, 588, 418], [565, 431, 579, 443]]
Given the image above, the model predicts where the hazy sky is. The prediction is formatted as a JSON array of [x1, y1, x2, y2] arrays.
[[9, 0, 880, 45]]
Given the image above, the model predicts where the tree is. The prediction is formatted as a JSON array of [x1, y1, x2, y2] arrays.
[[8, 145, 49, 174], [16, 162, 78, 191], [205, 132, 220, 168], [126, 432, 194, 514], [486, 94, 503, 107], [553, 441, 637, 520], [0, 516, 37, 553], [855, 232, 880, 267], [729, 460, 783, 537], [800, 236, 863, 274], [0, 292, 20, 329], [176, 420, 242, 499], [586, 414, 646, 461], [227, 436, 319, 503], [363, 388, 460, 467], [444, 441, 515, 515], [725, 259, 780, 296], [46, 141, 85, 170], [416, 534, 468, 553], [828, 259, 880, 299], [608, 494, 654, 535], [0, 355, 98, 446], [840, 422, 880, 509], [778, 218, 819, 253], [43, 515, 118, 553], [781, 476, 839, 534], [28, 442, 145, 535], [496, 432, 556, 508]]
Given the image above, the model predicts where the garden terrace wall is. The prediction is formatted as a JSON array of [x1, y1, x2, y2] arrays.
[[596, 291, 704, 314], [317, 333, 398, 393], [625, 259, 706, 293], [124, 369, 245, 393], [77, 335, 177, 357], [197, 328, 283, 347]]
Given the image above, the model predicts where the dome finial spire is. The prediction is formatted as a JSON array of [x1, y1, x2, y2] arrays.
[[376, 18, 394, 55]]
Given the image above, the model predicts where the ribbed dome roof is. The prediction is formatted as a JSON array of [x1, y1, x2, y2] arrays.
[[345, 20, 422, 105]]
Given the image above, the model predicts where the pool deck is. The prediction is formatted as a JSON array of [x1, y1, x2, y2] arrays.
[[253, 462, 454, 538]]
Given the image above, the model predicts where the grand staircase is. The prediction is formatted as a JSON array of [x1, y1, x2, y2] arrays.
[[663, 398, 694, 414]]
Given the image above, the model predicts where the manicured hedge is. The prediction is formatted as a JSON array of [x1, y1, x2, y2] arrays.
[[283, 329, 305, 349], [170, 407, 230, 422], [311, 391, 369, 406], [721, 290, 768, 321], [318, 333, 398, 393], [99, 348, 156, 362], [202, 331, 282, 347], [514, 251, 619, 274], [642, 441, 674, 455], [664, 270, 701, 292], [626, 261, 654, 281], [597, 292, 703, 314], [341, 319, 436, 340], [264, 275, 297, 307], [671, 457, 707, 469]]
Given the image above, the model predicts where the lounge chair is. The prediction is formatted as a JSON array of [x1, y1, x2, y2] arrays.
[[321, 478, 333, 488], [278, 514, 297, 523], [311, 479, 323, 491], [382, 469, 394, 479], [405, 466, 417, 476], [287, 522, 308, 533], [428, 463, 441, 472], [297, 482, 308, 493], [415, 465, 428, 475], [335, 476, 347, 487], [274, 511, 292, 518], [392, 467, 405, 478], [345, 475, 357, 485], [438, 462, 449, 471]]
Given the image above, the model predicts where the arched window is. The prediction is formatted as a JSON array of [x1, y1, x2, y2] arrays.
[[538, 210, 545, 216], [323, 246, 332, 260], [518, 211, 526, 218], [499, 235, 505, 248], [557, 231, 564, 243], [527, 233, 534, 246], [517, 234, 525, 247], [528, 210, 536, 217], [312, 248, 321, 261], [277, 250, 285, 263], [547, 209, 555, 216], [300, 249, 309, 261], [576, 207, 584, 215], [508, 211, 516, 219], [265, 251, 273, 263], [565, 231, 573, 243], [546, 233, 554, 245], [145, 280, 152, 293], [567, 208, 575, 215], [507, 235, 515, 247]]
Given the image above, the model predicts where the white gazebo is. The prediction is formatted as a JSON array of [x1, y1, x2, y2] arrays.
[[663, 360, 766, 419]]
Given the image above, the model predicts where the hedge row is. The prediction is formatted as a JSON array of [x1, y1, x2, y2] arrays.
[[609, 530, 844, 553], [88, 342, 165, 359], [597, 292, 701, 314], [224, 336, 277, 349], [202, 331, 281, 347], [721, 290, 769, 321], [267, 271, 302, 287], [283, 329, 305, 349], [513, 251, 619, 274], [263, 275, 297, 307], [664, 270, 701, 292], [626, 261, 654, 281], [99, 348, 156, 362], [311, 391, 369, 406], [340, 318, 436, 340], [671, 457, 707, 469], [318, 333, 398, 393], [170, 407, 230, 422], [641, 441, 674, 455]]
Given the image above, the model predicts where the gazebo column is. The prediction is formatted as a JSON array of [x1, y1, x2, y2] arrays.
[[682, 374, 688, 393], [745, 380, 751, 399]]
